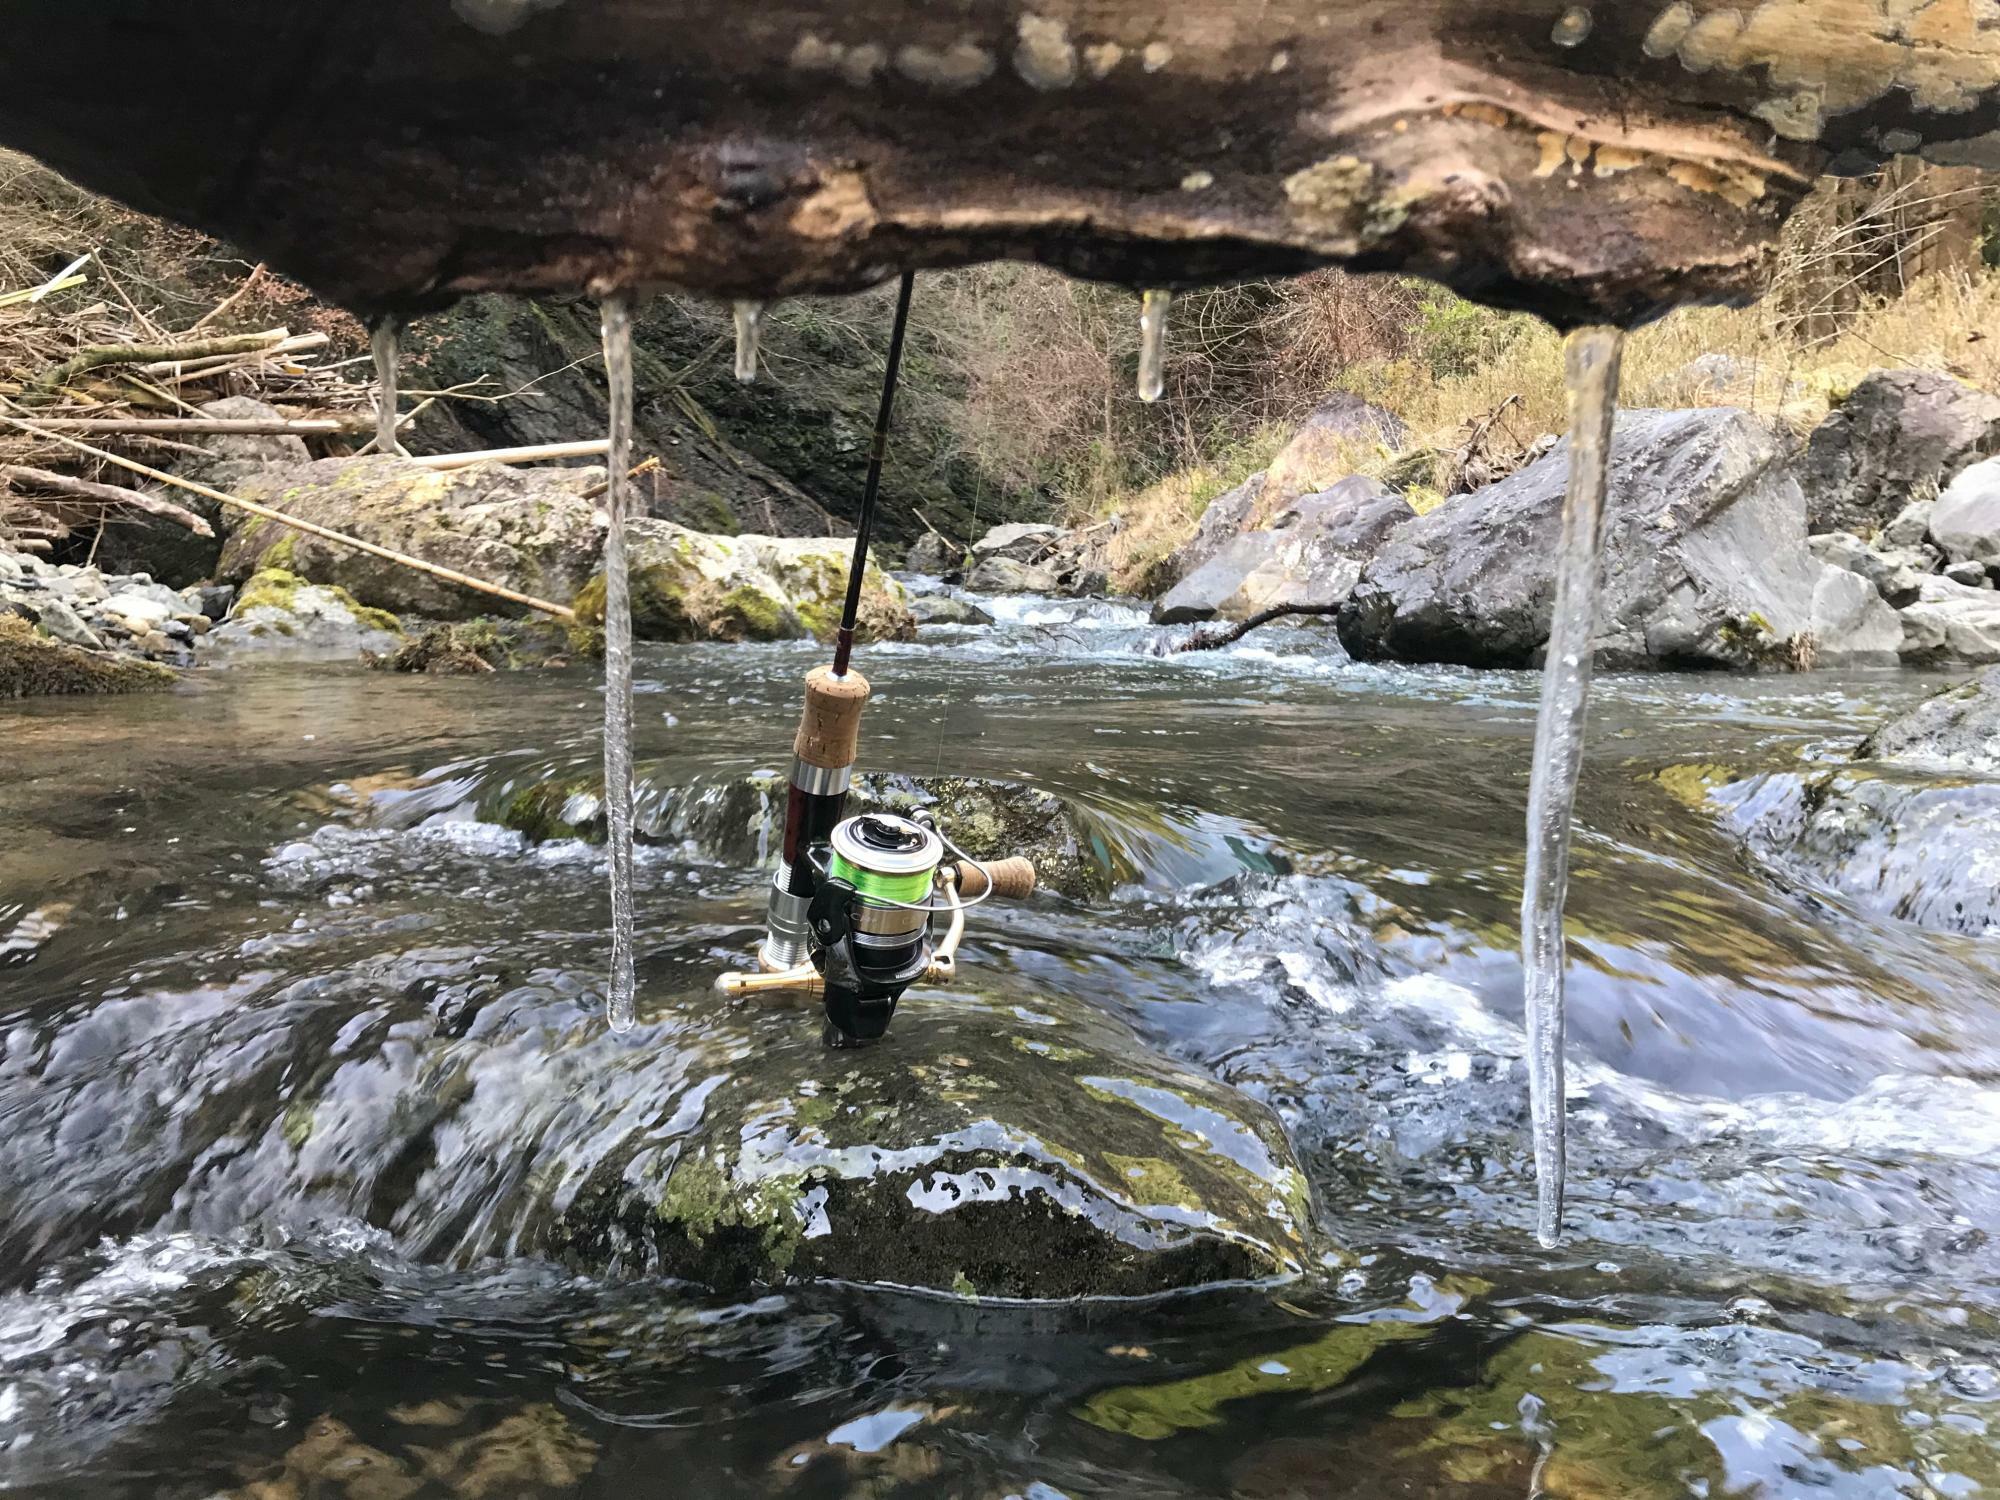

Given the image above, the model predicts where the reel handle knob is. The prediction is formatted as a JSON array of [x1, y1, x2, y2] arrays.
[[954, 857, 1037, 901]]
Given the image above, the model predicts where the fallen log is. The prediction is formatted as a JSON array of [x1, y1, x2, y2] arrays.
[[0, 464, 214, 536], [10, 417, 369, 438], [410, 440, 611, 471], [1, 2, 1994, 326], [1170, 603, 1345, 655]]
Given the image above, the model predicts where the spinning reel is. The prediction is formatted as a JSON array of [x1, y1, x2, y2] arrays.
[[718, 805, 1036, 1046]]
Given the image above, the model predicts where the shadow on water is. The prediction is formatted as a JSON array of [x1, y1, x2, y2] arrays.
[[1, 614, 1997, 1496]]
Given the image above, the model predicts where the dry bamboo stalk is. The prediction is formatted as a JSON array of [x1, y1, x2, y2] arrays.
[[409, 440, 610, 471], [12, 417, 369, 437], [139, 332, 328, 377], [0, 418, 578, 620], [0, 464, 213, 535]]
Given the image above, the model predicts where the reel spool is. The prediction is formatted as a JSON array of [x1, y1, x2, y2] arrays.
[[809, 813, 943, 1046]]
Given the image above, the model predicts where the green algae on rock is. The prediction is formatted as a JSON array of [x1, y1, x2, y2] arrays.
[[570, 519, 913, 645], [0, 614, 175, 698], [548, 988, 1321, 1296]]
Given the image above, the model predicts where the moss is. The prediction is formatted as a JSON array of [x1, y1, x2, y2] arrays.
[[656, 1153, 807, 1273], [234, 567, 308, 616], [573, 562, 701, 641], [281, 1097, 315, 1149], [375, 618, 567, 675], [1654, 763, 1734, 808], [950, 1271, 978, 1298], [1101, 1153, 1201, 1211], [262, 532, 299, 571], [0, 615, 175, 698], [713, 583, 794, 641], [501, 780, 604, 843]]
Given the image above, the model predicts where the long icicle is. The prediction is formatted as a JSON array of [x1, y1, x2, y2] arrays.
[[599, 295, 639, 1033], [1522, 325, 1624, 1247], [370, 318, 409, 458]]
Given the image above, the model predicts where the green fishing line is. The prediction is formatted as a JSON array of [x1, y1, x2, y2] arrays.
[[827, 854, 935, 905]]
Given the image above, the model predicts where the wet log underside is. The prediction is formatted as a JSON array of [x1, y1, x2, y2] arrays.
[[0, 2, 1996, 326]]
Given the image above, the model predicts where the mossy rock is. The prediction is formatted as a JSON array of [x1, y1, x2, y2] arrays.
[[547, 987, 1321, 1297], [570, 519, 913, 645], [373, 617, 574, 675], [0, 615, 175, 698]]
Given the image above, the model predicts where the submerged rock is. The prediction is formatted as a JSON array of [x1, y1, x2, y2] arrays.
[[206, 567, 403, 662], [1338, 408, 1901, 671], [1689, 670, 2000, 935], [571, 520, 913, 644], [1154, 478, 1411, 626], [551, 988, 1319, 1296], [493, 770, 1115, 902], [1800, 370, 2000, 538], [219, 457, 611, 618]]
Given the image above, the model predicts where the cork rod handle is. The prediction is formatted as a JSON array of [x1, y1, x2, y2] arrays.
[[954, 857, 1037, 901], [794, 665, 871, 770]]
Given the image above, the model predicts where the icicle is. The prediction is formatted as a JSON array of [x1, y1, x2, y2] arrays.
[[598, 294, 640, 1034], [733, 300, 765, 383], [1521, 324, 1624, 1248], [1137, 289, 1172, 404], [370, 318, 409, 458]]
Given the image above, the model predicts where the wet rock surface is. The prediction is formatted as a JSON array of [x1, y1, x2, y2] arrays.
[[553, 987, 1317, 1296], [1931, 455, 2000, 571], [1695, 668, 2000, 936], [1338, 408, 1901, 670]]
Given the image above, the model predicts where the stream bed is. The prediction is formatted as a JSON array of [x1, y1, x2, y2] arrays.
[[2, 593, 1997, 1498]]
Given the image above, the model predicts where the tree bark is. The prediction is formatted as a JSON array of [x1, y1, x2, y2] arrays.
[[1, 3, 1995, 325]]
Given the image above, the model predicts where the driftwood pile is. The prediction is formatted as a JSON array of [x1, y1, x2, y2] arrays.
[[0, 256, 375, 557]]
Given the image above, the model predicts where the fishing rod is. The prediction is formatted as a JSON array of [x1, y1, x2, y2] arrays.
[[718, 272, 1037, 1046]]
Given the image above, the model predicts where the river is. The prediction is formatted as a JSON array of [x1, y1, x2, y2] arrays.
[[2, 591, 1995, 1498]]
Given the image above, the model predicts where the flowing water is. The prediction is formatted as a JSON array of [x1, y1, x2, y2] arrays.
[[3, 597, 1998, 1498], [1523, 327, 1626, 1247], [597, 297, 637, 1033]]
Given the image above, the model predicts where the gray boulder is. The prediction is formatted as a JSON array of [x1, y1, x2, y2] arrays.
[[1899, 576, 2000, 664], [205, 567, 403, 662], [1930, 456, 2000, 569], [910, 593, 994, 628], [1697, 671, 2000, 936], [1262, 394, 1408, 501], [970, 522, 1063, 565], [965, 555, 1060, 595], [904, 531, 963, 576], [1799, 370, 2000, 537], [1945, 560, 1996, 589], [1338, 408, 1900, 670], [1154, 478, 1412, 626], [220, 456, 612, 619], [1807, 530, 1929, 607], [1881, 498, 1936, 550], [1177, 473, 1267, 581], [91, 398, 313, 588]]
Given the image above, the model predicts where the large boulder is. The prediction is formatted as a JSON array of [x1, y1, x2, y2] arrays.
[[1177, 474, 1267, 582], [572, 519, 913, 644], [970, 522, 1064, 566], [1154, 478, 1412, 626], [91, 397, 313, 588], [551, 986, 1318, 1295], [903, 531, 963, 577], [1338, 408, 1901, 671], [964, 555, 1061, 596], [1799, 371, 2000, 538], [219, 456, 610, 619], [1930, 456, 2000, 571], [205, 567, 404, 662], [1898, 576, 2000, 665], [1261, 394, 1408, 502]]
